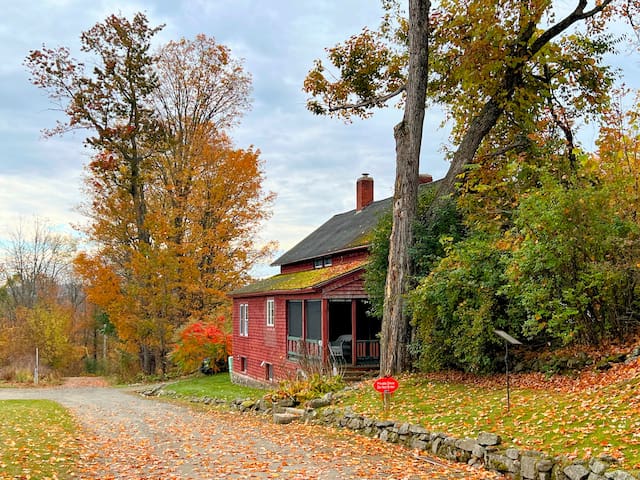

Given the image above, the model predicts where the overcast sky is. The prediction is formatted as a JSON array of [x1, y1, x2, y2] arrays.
[[1, 1, 639, 278]]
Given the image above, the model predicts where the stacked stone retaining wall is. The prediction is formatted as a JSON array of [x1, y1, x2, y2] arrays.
[[304, 406, 638, 480]]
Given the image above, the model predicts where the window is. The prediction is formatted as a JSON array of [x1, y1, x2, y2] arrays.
[[240, 356, 247, 373], [266, 299, 275, 327], [287, 301, 303, 338], [239, 303, 249, 336], [314, 256, 332, 268], [265, 363, 274, 382], [305, 300, 321, 341]]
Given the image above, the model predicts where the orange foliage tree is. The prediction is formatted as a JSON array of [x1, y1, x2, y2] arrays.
[[171, 319, 231, 374], [27, 13, 274, 376]]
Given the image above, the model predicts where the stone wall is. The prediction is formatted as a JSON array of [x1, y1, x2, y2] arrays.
[[303, 407, 639, 480]]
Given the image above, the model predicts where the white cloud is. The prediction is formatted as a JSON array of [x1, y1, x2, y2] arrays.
[[2, 0, 640, 278]]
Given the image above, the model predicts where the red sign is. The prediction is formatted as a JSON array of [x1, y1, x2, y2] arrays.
[[373, 376, 399, 394]]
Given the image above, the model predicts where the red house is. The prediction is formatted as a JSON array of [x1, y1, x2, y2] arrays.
[[230, 174, 389, 386]]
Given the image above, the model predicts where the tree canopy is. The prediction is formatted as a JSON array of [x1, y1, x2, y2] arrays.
[[26, 13, 273, 376], [305, 0, 640, 374]]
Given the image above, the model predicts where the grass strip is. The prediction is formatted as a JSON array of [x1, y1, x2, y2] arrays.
[[163, 373, 262, 401], [0, 399, 79, 479]]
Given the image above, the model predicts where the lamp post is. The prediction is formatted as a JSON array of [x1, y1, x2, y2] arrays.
[[494, 329, 522, 412]]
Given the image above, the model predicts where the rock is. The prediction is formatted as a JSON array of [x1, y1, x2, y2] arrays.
[[306, 397, 330, 409], [346, 417, 363, 430], [284, 407, 306, 416], [387, 431, 400, 443], [604, 471, 638, 480], [471, 444, 486, 459], [520, 455, 537, 479], [506, 448, 520, 460], [398, 423, 411, 435], [431, 437, 442, 455], [411, 438, 428, 451], [589, 459, 610, 476], [455, 438, 478, 452], [273, 413, 299, 424], [477, 432, 502, 446], [409, 424, 429, 435], [564, 464, 590, 480], [375, 420, 395, 428], [486, 453, 516, 473], [537, 459, 554, 472]]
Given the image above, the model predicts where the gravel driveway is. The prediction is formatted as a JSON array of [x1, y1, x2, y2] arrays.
[[0, 379, 498, 479]]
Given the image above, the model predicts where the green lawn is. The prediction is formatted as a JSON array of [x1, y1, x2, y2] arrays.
[[163, 373, 264, 401], [0, 399, 79, 479], [340, 371, 640, 472]]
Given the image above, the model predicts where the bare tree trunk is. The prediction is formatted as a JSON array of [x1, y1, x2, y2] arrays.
[[380, 0, 430, 376]]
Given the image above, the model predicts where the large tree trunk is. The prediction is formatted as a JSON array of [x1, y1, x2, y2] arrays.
[[379, 0, 430, 376]]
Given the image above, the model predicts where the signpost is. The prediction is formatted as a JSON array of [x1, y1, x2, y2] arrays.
[[493, 329, 522, 412], [374, 376, 399, 412], [34, 347, 39, 386]]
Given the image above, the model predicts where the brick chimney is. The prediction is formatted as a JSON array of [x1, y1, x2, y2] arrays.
[[356, 173, 374, 211], [419, 173, 433, 184]]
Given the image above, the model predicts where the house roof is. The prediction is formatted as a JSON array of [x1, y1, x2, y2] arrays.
[[231, 259, 366, 297], [271, 196, 392, 267]]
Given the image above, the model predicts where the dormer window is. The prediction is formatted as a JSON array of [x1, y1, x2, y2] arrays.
[[314, 256, 332, 269]]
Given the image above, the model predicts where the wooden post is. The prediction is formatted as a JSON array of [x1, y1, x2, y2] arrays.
[[34, 347, 39, 385]]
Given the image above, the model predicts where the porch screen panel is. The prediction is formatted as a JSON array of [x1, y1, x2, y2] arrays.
[[287, 301, 303, 338], [305, 300, 321, 341]]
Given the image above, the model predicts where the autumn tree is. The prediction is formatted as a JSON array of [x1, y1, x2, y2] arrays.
[[0, 219, 82, 376], [26, 13, 162, 248], [0, 219, 76, 312], [304, 0, 639, 374], [27, 13, 273, 376]]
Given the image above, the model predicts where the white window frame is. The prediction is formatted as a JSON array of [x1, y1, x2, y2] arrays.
[[266, 298, 275, 327], [239, 303, 249, 337]]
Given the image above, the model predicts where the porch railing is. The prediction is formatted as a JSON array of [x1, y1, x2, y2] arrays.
[[287, 336, 380, 365], [355, 339, 380, 365], [287, 336, 321, 361]]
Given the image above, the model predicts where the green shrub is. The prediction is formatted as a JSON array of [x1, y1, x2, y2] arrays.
[[271, 373, 345, 404]]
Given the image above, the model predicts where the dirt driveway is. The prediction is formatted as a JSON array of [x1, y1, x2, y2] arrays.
[[0, 379, 498, 479]]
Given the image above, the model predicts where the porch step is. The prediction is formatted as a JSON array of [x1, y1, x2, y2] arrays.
[[342, 366, 377, 383]]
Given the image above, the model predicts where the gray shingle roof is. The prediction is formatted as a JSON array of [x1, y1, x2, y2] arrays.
[[271, 197, 392, 266]]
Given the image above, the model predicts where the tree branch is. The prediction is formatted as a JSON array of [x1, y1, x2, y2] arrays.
[[529, 0, 613, 56], [327, 84, 406, 113], [483, 137, 531, 159]]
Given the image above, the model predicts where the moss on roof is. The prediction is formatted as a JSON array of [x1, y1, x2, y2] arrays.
[[231, 259, 366, 296]]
